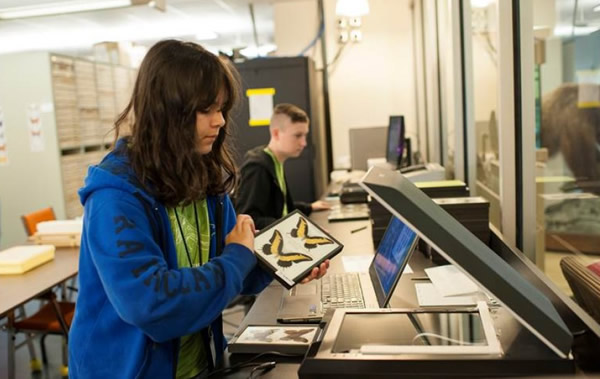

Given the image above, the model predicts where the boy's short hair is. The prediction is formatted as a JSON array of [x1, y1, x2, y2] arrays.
[[271, 103, 309, 127]]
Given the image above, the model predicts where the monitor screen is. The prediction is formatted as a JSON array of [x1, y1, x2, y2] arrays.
[[370, 216, 418, 306], [359, 166, 573, 358], [386, 116, 405, 167]]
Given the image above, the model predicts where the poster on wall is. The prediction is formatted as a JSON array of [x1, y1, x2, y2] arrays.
[[0, 106, 8, 166], [246, 88, 275, 127], [27, 103, 45, 152], [576, 70, 600, 109]]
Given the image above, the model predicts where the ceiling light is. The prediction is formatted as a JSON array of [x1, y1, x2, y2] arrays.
[[195, 31, 219, 41], [471, 0, 493, 9], [0, 19, 217, 54], [0, 0, 161, 20], [335, 0, 369, 17], [594, 4, 600, 12]]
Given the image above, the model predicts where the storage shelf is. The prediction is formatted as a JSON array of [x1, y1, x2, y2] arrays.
[[50, 53, 136, 218]]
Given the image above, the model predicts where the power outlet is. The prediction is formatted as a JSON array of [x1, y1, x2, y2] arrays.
[[349, 17, 362, 27], [350, 29, 362, 42], [337, 17, 348, 29], [338, 31, 349, 43]]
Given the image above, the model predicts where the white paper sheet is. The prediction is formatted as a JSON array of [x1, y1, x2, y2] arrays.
[[425, 264, 479, 296]]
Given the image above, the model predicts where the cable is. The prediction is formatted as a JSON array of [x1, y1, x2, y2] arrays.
[[207, 351, 302, 378], [248, 361, 276, 378], [298, 20, 325, 56]]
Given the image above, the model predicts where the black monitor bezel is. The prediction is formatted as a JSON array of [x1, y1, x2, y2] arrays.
[[385, 115, 405, 168]]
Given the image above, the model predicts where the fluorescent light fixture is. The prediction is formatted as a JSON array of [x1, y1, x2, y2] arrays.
[[0, 18, 218, 55], [239, 44, 277, 58], [471, 0, 493, 8], [0, 0, 157, 20], [335, 0, 370, 17], [553, 25, 600, 37], [196, 31, 218, 41]]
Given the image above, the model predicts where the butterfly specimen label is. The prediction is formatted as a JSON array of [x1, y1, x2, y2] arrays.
[[253, 210, 343, 289]]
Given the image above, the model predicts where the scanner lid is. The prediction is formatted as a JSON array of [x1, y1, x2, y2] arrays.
[[360, 166, 573, 358]]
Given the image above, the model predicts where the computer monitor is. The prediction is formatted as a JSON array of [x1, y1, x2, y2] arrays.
[[386, 115, 405, 168], [359, 166, 573, 358], [369, 216, 418, 307]]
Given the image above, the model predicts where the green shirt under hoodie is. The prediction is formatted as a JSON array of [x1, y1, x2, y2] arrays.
[[167, 199, 210, 379], [264, 147, 288, 217]]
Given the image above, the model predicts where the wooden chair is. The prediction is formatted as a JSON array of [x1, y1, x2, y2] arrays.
[[21, 207, 56, 237], [560, 256, 600, 324]]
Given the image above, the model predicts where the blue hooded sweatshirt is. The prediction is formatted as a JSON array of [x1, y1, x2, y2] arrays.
[[69, 140, 272, 378]]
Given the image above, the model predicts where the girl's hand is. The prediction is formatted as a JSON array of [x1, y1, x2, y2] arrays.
[[300, 259, 330, 284], [225, 214, 255, 251]]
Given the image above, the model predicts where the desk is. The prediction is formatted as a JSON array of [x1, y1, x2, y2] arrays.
[[222, 211, 575, 378], [0, 246, 79, 317], [0, 246, 78, 379]]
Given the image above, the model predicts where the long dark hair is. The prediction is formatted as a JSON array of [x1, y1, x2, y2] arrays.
[[114, 40, 240, 207]]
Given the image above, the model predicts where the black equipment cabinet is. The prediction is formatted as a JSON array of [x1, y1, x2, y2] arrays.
[[232, 57, 328, 203]]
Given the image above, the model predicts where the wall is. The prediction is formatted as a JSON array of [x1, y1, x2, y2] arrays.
[[0, 52, 66, 249], [540, 37, 563, 96], [274, 0, 417, 169], [471, 7, 498, 123]]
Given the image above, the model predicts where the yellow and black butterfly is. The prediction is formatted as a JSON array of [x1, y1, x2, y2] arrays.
[[291, 217, 334, 249], [262, 229, 313, 268]]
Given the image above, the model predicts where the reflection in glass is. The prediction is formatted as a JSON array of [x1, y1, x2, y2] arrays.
[[530, 0, 600, 321], [333, 311, 486, 353]]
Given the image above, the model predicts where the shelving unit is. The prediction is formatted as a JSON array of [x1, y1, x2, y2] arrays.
[[50, 54, 136, 218], [0, 51, 137, 248]]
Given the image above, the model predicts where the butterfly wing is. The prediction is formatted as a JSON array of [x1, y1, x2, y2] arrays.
[[291, 217, 308, 239], [304, 235, 334, 249], [276, 251, 313, 268], [262, 229, 283, 256], [281, 329, 311, 343]]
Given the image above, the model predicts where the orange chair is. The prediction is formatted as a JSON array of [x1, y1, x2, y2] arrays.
[[21, 207, 56, 236], [7, 293, 75, 378]]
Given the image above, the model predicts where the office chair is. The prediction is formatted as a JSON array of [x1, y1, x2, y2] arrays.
[[560, 256, 600, 324]]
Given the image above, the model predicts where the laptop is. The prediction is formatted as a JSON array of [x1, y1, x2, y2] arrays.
[[277, 216, 419, 323]]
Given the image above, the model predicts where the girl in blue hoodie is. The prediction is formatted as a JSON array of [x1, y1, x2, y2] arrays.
[[68, 40, 328, 379]]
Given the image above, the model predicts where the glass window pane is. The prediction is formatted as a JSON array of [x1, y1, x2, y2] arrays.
[[532, 0, 600, 302], [470, 0, 501, 230]]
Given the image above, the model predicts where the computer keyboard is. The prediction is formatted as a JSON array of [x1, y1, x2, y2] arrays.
[[321, 273, 365, 310]]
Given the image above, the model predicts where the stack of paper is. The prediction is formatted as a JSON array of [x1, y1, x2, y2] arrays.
[[37, 220, 82, 235], [416, 265, 485, 307], [34, 220, 82, 247], [0, 245, 55, 275]]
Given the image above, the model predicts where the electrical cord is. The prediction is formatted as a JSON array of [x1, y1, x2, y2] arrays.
[[207, 351, 303, 378], [247, 361, 276, 379], [297, 20, 325, 56]]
